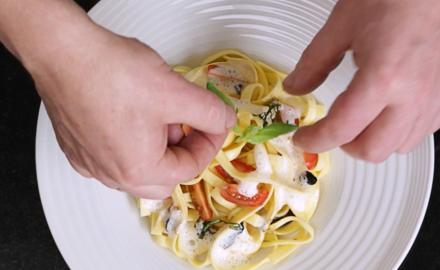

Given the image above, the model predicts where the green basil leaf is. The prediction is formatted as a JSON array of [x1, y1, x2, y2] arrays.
[[232, 124, 242, 135], [206, 82, 234, 107], [236, 125, 260, 143], [239, 123, 297, 144]]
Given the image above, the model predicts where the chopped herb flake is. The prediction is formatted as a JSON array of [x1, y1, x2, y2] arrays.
[[196, 219, 243, 239], [258, 102, 280, 126]]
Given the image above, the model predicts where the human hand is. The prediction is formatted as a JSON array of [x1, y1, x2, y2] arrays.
[[284, 0, 440, 162], [28, 24, 236, 198]]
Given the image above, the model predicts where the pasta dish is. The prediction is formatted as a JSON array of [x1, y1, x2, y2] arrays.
[[138, 50, 329, 270]]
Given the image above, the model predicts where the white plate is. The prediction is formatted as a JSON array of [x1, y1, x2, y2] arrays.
[[36, 1, 435, 269]]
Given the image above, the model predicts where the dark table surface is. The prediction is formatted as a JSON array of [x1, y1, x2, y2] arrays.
[[0, 1, 439, 269]]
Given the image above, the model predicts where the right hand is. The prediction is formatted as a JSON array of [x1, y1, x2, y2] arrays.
[[28, 24, 236, 199]]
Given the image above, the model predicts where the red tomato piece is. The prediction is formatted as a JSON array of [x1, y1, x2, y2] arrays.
[[207, 64, 217, 71], [303, 152, 318, 170], [231, 159, 255, 172], [214, 159, 255, 184], [220, 184, 269, 207]]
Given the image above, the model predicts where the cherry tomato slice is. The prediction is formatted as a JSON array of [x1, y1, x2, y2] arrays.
[[214, 165, 235, 184], [189, 181, 212, 221], [214, 159, 255, 183], [303, 152, 318, 170], [220, 184, 269, 207], [231, 159, 255, 172]]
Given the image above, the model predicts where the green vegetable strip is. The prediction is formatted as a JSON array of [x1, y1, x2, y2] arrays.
[[198, 219, 222, 239], [237, 122, 298, 144], [223, 221, 244, 232], [206, 82, 234, 107]]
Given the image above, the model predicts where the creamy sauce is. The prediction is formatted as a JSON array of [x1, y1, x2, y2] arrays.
[[275, 186, 319, 221], [139, 199, 169, 216], [211, 227, 261, 269], [271, 154, 295, 181], [177, 221, 214, 258], [253, 143, 272, 176], [269, 135, 303, 183], [279, 103, 300, 125], [238, 181, 259, 197], [235, 144, 272, 198]]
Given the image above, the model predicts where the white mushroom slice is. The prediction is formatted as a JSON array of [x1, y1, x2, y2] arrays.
[[279, 103, 300, 125]]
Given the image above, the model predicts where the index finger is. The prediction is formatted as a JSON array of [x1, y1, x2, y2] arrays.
[[292, 68, 389, 152]]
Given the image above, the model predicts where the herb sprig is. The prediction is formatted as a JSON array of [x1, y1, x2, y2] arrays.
[[258, 102, 280, 127]]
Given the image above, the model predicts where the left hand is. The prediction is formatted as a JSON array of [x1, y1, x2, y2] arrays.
[[284, 0, 440, 162]]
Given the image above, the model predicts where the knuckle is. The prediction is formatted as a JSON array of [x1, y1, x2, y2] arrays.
[[372, 67, 398, 95], [120, 164, 146, 187], [206, 94, 226, 125], [150, 191, 173, 200], [144, 185, 174, 200], [325, 126, 356, 145], [168, 168, 182, 183], [362, 151, 388, 163], [164, 149, 199, 184], [396, 147, 411, 155], [170, 163, 198, 183], [346, 144, 388, 163], [299, 46, 317, 68]]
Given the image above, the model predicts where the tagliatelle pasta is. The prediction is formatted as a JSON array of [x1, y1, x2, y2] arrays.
[[138, 50, 330, 270]]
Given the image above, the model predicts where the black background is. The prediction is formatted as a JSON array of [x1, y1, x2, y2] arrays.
[[0, 1, 438, 269]]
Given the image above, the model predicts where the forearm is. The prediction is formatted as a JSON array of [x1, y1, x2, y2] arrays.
[[0, 0, 97, 72]]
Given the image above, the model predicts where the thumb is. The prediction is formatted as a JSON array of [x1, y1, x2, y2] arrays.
[[162, 75, 236, 134], [283, 7, 351, 95]]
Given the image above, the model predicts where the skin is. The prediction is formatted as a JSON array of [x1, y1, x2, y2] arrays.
[[284, 0, 440, 162], [1, 0, 438, 198], [0, 0, 236, 199]]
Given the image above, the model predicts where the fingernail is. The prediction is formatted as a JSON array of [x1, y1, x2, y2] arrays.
[[291, 130, 305, 148], [283, 70, 297, 92], [226, 108, 237, 128]]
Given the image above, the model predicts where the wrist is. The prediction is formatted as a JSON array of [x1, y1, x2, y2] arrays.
[[22, 13, 100, 77], [0, 1, 101, 76]]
